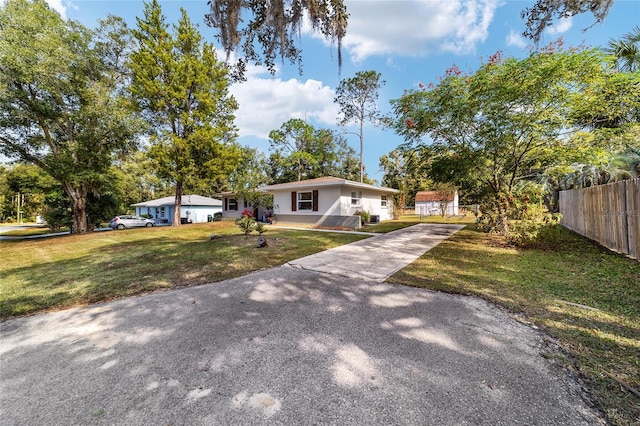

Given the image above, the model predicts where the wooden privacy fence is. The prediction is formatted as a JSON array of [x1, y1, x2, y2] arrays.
[[559, 178, 640, 260]]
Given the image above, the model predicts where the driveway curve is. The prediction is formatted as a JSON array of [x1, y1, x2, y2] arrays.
[[0, 224, 602, 425]]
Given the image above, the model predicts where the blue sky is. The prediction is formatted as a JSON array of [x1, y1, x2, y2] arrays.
[[46, 0, 640, 183]]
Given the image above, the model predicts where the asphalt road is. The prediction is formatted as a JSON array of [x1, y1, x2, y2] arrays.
[[0, 224, 602, 425]]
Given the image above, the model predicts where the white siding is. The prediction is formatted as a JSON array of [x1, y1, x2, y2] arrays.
[[340, 188, 393, 220], [221, 196, 245, 218], [183, 206, 222, 223], [271, 185, 395, 222], [318, 187, 342, 216], [273, 187, 342, 216], [272, 192, 290, 215], [135, 205, 221, 223]]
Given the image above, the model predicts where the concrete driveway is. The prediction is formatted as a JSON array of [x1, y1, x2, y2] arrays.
[[0, 224, 601, 425]]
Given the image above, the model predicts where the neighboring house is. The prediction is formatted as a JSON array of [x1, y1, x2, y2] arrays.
[[131, 195, 222, 224], [259, 176, 399, 229], [215, 192, 271, 221], [415, 190, 459, 216]]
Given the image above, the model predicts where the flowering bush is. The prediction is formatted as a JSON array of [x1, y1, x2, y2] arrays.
[[241, 208, 253, 218]]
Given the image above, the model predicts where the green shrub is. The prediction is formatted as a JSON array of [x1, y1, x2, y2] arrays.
[[354, 210, 371, 225], [504, 214, 564, 248], [361, 211, 371, 224], [255, 221, 266, 235], [235, 215, 255, 238], [479, 183, 549, 233]]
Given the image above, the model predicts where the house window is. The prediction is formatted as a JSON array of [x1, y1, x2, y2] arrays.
[[158, 207, 165, 218], [228, 198, 238, 211], [298, 191, 313, 210], [351, 191, 362, 206], [381, 195, 388, 208]]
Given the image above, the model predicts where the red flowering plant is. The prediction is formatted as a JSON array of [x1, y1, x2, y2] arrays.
[[236, 210, 255, 238]]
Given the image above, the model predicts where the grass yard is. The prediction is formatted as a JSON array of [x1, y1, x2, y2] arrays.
[[387, 225, 640, 426], [1, 226, 70, 236], [364, 212, 476, 233], [0, 222, 366, 318]]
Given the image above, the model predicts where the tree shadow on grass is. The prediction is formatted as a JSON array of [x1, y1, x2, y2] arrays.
[[386, 225, 640, 424], [0, 230, 366, 319]]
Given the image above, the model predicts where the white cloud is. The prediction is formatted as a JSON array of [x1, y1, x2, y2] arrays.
[[506, 29, 527, 48], [545, 16, 573, 35], [45, 0, 67, 18], [308, 0, 500, 62], [229, 66, 339, 139], [0, 0, 69, 17]]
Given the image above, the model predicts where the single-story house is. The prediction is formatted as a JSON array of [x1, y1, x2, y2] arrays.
[[415, 190, 459, 216], [259, 176, 399, 229], [215, 192, 271, 221], [131, 195, 222, 224]]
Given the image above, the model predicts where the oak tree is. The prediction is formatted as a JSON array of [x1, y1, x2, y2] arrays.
[[522, 0, 613, 43], [205, 0, 348, 79], [0, 0, 140, 233], [268, 118, 362, 183]]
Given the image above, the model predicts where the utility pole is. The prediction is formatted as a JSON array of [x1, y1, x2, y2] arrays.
[[14, 192, 24, 224]]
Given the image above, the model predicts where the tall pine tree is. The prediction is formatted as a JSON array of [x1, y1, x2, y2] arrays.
[[129, 0, 240, 226]]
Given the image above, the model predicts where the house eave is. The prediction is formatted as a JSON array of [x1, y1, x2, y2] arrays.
[[259, 179, 398, 194]]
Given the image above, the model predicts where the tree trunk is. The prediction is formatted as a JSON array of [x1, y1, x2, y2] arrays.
[[173, 181, 183, 227], [64, 183, 88, 234], [496, 197, 509, 233], [359, 119, 364, 183]]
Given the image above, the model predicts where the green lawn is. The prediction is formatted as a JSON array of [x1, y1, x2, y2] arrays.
[[0, 226, 70, 236], [0, 222, 367, 318], [387, 225, 640, 426]]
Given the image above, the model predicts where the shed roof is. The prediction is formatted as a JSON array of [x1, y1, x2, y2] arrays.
[[415, 191, 456, 202]]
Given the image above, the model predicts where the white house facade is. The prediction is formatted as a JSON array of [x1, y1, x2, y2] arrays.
[[215, 192, 272, 221], [259, 177, 398, 229], [131, 195, 222, 224]]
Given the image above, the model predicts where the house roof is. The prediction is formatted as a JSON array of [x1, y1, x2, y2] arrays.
[[131, 195, 222, 208], [415, 191, 456, 202], [259, 176, 399, 194]]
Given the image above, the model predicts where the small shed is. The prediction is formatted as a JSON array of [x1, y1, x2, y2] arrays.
[[132, 195, 222, 224], [415, 191, 459, 216]]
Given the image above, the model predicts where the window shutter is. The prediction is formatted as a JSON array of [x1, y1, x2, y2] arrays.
[[312, 190, 319, 212], [224, 198, 228, 211], [291, 191, 297, 211]]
